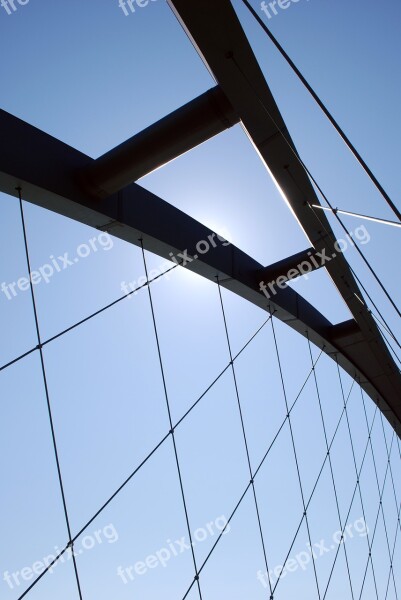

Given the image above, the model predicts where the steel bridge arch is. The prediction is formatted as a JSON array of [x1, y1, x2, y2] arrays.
[[1, 0, 400, 439]]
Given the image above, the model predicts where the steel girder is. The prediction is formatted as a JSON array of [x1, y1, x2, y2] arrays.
[[1, 105, 400, 437], [0, 0, 400, 436]]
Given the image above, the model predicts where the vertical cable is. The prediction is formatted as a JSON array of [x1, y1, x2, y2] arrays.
[[16, 188, 83, 599], [378, 410, 401, 600], [335, 358, 379, 600], [270, 314, 322, 599], [216, 279, 274, 598], [139, 239, 202, 599], [360, 388, 399, 599], [306, 334, 355, 599], [358, 429, 395, 599]]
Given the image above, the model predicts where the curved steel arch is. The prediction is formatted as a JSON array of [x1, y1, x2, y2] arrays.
[[0, 0, 400, 437], [1, 106, 400, 437]]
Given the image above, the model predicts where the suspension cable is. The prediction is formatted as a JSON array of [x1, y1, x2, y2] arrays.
[[140, 239, 203, 600], [239, 0, 401, 224], [217, 279, 275, 599], [16, 188, 83, 600], [225, 53, 401, 321]]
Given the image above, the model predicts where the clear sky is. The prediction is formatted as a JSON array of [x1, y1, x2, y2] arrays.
[[0, 1, 400, 599]]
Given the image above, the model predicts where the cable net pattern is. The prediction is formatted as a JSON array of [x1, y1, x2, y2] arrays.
[[0, 193, 400, 600]]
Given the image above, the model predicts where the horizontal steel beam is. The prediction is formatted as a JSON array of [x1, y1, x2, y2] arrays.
[[0, 107, 400, 437], [83, 86, 239, 198], [258, 247, 320, 287]]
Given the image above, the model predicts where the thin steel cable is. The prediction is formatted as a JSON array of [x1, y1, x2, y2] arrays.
[[321, 403, 379, 600], [379, 407, 401, 600], [304, 197, 401, 364], [271, 375, 357, 597], [140, 239, 203, 599], [378, 408, 401, 600], [385, 437, 401, 600], [370, 310, 401, 352], [174, 315, 271, 430], [0, 346, 37, 373], [217, 279, 274, 598], [347, 265, 401, 353], [309, 189, 401, 321], [298, 202, 401, 355], [306, 334, 355, 600], [16, 315, 271, 600], [308, 199, 401, 335], [0, 262, 180, 374], [357, 430, 395, 599], [9, 203, 398, 600], [384, 436, 401, 598], [384, 500, 401, 600], [7, 212, 396, 600], [378, 411, 401, 538], [270, 315, 322, 599], [372, 319, 401, 369], [16, 189, 83, 600], [335, 358, 379, 600], [312, 205, 401, 229], [359, 387, 399, 599], [180, 347, 325, 600], [239, 0, 401, 224], [227, 53, 401, 321]]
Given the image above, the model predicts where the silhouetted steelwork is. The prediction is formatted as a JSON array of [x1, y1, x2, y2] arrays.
[[1, 105, 400, 437], [83, 86, 239, 198], [0, 0, 400, 437]]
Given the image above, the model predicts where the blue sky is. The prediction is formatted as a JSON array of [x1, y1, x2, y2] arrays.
[[0, 1, 400, 599]]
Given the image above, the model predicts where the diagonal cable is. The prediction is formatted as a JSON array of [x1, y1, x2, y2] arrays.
[[320, 402, 378, 600], [357, 429, 395, 599], [0, 262, 180, 374], [226, 52, 401, 322], [359, 387, 398, 599], [16, 314, 271, 600], [379, 411, 401, 538], [180, 346, 325, 600], [334, 359, 379, 600], [347, 264, 401, 355], [378, 410, 401, 600], [307, 334, 355, 599], [266, 373, 357, 597], [384, 499, 401, 600], [272, 377, 371, 599], [239, 0, 401, 224], [372, 318, 401, 369]]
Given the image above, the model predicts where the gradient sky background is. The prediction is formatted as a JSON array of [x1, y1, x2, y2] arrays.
[[0, 1, 400, 599]]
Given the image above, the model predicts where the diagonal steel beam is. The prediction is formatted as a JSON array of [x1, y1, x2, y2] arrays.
[[168, 0, 401, 432]]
